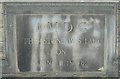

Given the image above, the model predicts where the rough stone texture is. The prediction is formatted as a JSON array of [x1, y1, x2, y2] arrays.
[[0, 3, 3, 28], [0, 3, 3, 41], [118, 4, 120, 78], [0, 0, 119, 2], [0, 3, 5, 59], [0, 28, 3, 42], [0, 42, 2, 52]]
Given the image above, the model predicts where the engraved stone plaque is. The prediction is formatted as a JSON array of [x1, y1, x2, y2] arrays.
[[16, 14, 105, 72], [2, 2, 118, 77]]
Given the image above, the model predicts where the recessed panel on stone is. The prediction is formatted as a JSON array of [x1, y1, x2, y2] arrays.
[[15, 14, 105, 72]]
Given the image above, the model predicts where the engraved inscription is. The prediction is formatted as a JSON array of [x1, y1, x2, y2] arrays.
[[16, 14, 105, 72]]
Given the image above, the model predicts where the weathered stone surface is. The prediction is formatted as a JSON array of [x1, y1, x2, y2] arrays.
[[1, 0, 119, 2], [0, 42, 2, 52], [1, 2, 119, 77], [0, 3, 3, 28], [0, 28, 3, 42]]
